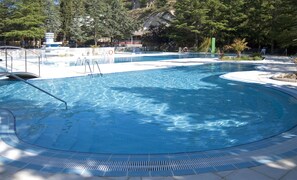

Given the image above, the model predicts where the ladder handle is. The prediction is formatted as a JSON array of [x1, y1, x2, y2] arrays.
[[95, 61, 103, 77], [8, 73, 68, 110]]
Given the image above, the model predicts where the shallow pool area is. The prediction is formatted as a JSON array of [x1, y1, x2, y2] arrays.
[[1, 63, 297, 154]]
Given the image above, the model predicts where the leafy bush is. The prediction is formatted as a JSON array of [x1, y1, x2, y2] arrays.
[[224, 38, 250, 57], [253, 56, 263, 60], [198, 38, 211, 52]]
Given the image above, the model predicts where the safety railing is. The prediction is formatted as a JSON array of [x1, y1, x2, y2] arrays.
[[24, 49, 42, 76], [94, 61, 103, 77], [0, 46, 42, 77], [75, 57, 103, 77], [8, 72, 68, 110]]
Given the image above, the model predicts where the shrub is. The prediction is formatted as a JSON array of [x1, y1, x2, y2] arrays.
[[253, 56, 263, 60], [224, 38, 250, 57]]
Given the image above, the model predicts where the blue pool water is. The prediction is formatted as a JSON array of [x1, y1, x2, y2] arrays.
[[1, 63, 297, 154]]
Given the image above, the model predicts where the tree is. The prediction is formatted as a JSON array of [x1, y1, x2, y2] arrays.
[[84, 0, 138, 46], [70, 0, 87, 44], [42, 0, 61, 35], [173, 0, 208, 47], [173, 0, 229, 49], [84, 0, 107, 46], [3, 0, 46, 47], [155, 0, 167, 8], [0, 0, 14, 43], [273, 0, 297, 48], [142, 24, 174, 51], [218, 0, 247, 45], [59, 0, 78, 42], [106, 0, 139, 41], [243, 0, 275, 48]]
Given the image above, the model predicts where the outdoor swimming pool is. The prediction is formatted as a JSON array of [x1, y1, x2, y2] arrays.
[[1, 63, 297, 154]]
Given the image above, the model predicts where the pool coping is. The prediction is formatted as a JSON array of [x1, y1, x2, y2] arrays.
[[1, 58, 297, 177]]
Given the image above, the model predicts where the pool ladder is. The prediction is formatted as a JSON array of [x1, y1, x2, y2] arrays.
[[75, 57, 103, 77]]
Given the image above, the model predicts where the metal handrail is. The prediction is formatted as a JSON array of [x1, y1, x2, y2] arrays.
[[24, 49, 42, 76], [94, 61, 103, 77], [8, 72, 68, 110], [75, 57, 103, 77], [0, 46, 42, 76], [0, 49, 13, 72], [85, 59, 93, 77], [0, 108, 17, 133]]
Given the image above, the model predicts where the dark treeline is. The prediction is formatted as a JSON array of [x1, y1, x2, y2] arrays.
[[0, 0, 296, 54], [0, 0, 138, 47], [143, 0, 297, 54]]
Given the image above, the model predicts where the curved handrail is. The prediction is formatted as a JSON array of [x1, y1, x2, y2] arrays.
[[0, 46, 21, 49], [94, 61, 103, 77], [0, 48, 16, 73], [8, 73, 68, 110], [0, 47, 42, 76], [0, 108, 17, 133]]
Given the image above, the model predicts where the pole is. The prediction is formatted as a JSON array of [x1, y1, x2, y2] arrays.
[[38, 56, 41, 77], [5, 48, 7, 71], [211, 38, 216, 54], [10, 56, 13, 72], [25, 49, 27, 72]]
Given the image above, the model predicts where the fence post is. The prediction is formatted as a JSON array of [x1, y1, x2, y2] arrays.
[[25, 49, 27, 72], [5, 48, 7, 71], [38, 56, 41, 77]]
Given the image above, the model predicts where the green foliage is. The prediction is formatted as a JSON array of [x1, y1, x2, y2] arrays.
[[155, 0, 168, 8], [1, 0, 297, 51], [58, 0, 139, 45], [198, 37, 211, 52], [224, 38, 250, 57], [250, 52, 262, 58], [173, 0, 231, 48], [173, 0, 207, 46], [43, 0, 60, 34], [272, 0, 297, 48], [142, 24, 175, 51], [2, 0, 46, 45]]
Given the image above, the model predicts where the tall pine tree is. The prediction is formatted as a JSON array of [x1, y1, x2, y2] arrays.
[[3, 0, 45, 47]]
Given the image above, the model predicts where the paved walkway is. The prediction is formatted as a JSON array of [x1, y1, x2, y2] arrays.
[[1, 55, 297, 179]]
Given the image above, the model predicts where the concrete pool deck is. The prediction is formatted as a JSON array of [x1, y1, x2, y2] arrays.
[[1, 55, 297, 179]]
